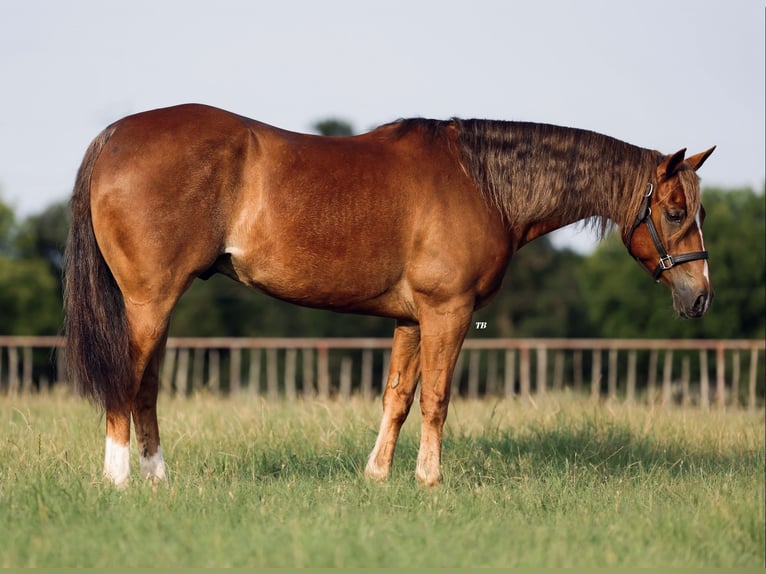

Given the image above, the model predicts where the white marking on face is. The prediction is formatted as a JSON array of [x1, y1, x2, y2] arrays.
[[695, 211, 710, 283], [140, 446, 167, 481], [695, 210, 711, 313], [104, 436, 130, 488]]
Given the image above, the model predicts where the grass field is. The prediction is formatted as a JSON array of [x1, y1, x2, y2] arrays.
[[0, 390, 763, 567]]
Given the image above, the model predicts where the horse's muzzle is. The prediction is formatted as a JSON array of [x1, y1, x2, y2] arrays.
[[674, 287, 713, 319]]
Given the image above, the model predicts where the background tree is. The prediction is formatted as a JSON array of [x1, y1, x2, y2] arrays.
[[0, 195, 62, 335], [14, 199, 69, 290], [472, 237, 589, 338], [0, 198, 14, 256], [312, 118, 354, 136]]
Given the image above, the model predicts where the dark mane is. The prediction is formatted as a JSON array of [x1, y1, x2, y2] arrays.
[[388, 117, 664, 240]]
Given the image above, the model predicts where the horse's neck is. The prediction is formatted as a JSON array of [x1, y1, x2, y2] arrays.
[[453, 120, 658, 239], [505, 141, 658, 241]]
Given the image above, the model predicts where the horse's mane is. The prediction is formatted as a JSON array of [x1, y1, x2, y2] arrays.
[[389, 118, 699, 241]]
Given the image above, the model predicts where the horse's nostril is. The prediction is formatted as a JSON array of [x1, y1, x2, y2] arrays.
[[693, 293, 708, 315]]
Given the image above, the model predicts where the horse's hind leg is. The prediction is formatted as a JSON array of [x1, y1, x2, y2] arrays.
[[104, 406, 132, 487], [365, 322, 421, 481], [133, 333, 168, 482], [103, 297, 177, 487]]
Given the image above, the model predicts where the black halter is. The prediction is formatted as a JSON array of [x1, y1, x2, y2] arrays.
[[627, 183, 708, 282]]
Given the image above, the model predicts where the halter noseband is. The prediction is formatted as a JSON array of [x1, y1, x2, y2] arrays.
[[627, 183, 708, 282]]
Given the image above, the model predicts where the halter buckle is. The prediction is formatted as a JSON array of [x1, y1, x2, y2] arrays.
[[658, 254, 674, 271]]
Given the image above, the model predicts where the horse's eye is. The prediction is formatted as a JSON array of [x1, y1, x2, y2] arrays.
[[665, 210, 684, 224]]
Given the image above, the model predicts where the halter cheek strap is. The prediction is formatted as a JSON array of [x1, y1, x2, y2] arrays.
[[627, 183, 708, 282]]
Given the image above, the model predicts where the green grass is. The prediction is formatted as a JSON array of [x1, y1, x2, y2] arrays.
[[1, 390, 763, 567]]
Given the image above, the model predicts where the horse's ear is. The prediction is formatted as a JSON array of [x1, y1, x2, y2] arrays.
[[660, 148, 687, 177], [686, 146, 716, 172]]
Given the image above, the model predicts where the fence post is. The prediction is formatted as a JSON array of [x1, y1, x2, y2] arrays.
[[8, 347, 19, 397], [467, 350, 480, 399], [208, 349, 220, 393], [301, 348, 313, 398], [486, 350, 499, 396], [662, 350, 673, 408], [749, 348, 759, 411], [591, 350, 601, 401], [608, 348, 618, 400], [176, 348, 190, 397], [192, 348, 204, 393], [21, 346, 33, 394], [190, 348, 205, 393], [699, 350, 709, 410], [536, 346, 547, 397], [317, 346, 330, 399], [553, 351, 564, 392], [504, 349, 515, 398], [715, 344, 726, 410], [626, 350, 637, 404], [267, 348, 279, 401], [730, 351, 741, 408], [520, 347, 531, 401], [284, 349, 297, 401], [647, 350, 658, 405], [230, 348, 242, 396], [249, 348, 262, 396], [573, 350, 583, 393], [681, 356, 691, 408], [339, 356, 352, 399]]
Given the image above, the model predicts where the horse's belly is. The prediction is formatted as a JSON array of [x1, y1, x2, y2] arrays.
[[225, 246, 413, 318]]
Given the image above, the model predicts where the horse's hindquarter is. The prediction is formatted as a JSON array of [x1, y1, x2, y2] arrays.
[[90, 105, 250, 302], [229, 122, 511, 319]]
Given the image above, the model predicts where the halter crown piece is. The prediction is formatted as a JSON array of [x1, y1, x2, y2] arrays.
[[627, 183, 708, 282]]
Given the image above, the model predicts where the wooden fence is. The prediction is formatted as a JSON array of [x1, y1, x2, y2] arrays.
[[0, 336, 763, 409]]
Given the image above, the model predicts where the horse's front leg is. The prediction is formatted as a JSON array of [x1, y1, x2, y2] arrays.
[[365, 322, 421, 481], [414, 301, 473, 486]]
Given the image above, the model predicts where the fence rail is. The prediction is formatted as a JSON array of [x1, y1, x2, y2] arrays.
[[0, 336, 763, 409]]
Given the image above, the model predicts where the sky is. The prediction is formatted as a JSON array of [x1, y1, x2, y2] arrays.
[[0, 0, 763, 253]]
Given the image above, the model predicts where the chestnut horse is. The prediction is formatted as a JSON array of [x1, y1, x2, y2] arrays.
[[63, 104, 714, 487]]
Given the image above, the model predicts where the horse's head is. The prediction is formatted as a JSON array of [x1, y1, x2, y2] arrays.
[[626, 146, 716, 318]]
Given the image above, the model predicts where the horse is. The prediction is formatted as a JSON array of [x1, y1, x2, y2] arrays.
[[63, 104, 714, 487]]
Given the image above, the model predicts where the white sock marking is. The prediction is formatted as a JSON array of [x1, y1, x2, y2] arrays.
[[104, 436, 130, 488], [140, 446, 167, 481]]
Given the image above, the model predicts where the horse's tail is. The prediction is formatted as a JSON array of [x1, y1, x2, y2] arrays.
[[63, 125, 132, 411]]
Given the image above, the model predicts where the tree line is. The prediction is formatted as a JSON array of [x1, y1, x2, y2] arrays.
[[0, 120, 763, 341]]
